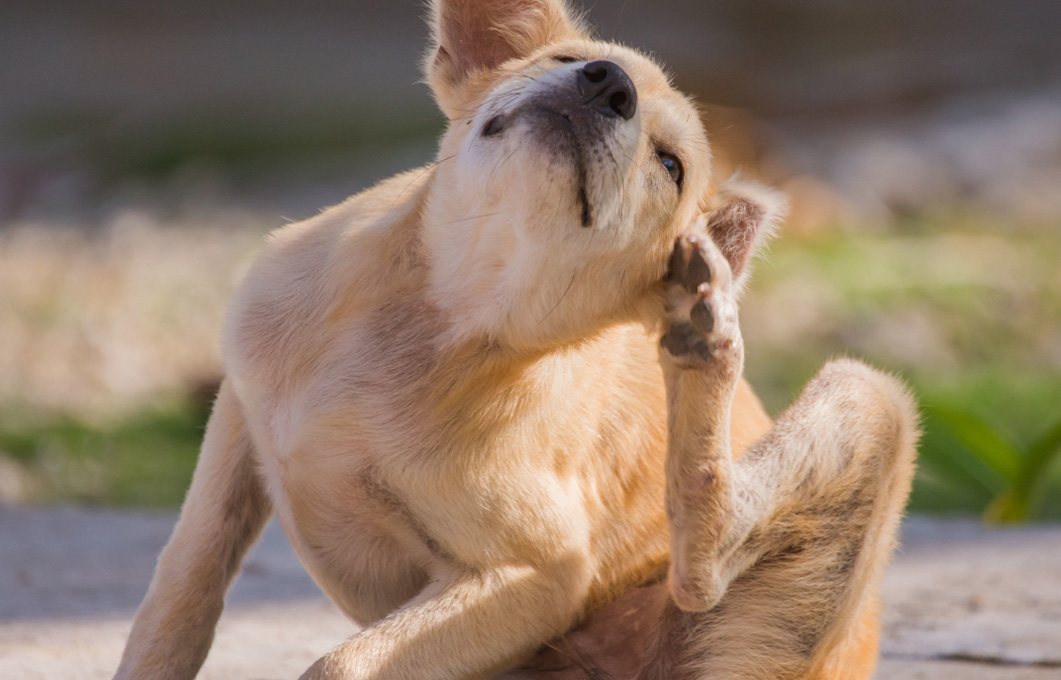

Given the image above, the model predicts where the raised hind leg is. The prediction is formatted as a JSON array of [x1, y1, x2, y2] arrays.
[[645, 231, 919, 680], [499, 226, 917, 680]]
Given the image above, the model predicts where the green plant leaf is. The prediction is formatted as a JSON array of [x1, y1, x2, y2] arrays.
[[1016, 415, 1061, 518], [923, 404, 1022, 485], [917, 424, 1006, 496], [984, 491, 1027, 523]]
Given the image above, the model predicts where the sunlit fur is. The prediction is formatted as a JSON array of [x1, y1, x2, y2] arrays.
[[113, 2, 917, 680]]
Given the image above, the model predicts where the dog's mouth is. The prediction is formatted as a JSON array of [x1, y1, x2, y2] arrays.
[[535, 108, 593, 228], [484, 105, 598, 228]]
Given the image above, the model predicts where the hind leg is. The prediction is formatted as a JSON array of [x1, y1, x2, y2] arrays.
[[648, 232, 919, 680], [500, 230, 917, 680]]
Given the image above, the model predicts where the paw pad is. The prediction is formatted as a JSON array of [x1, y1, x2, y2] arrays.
[[661, 233, 740, 362]]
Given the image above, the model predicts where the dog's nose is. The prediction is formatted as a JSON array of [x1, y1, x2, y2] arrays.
[[577, 60, 637, 121]]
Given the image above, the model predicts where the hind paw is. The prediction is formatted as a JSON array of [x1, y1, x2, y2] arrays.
[[661, 231, 742, 366]]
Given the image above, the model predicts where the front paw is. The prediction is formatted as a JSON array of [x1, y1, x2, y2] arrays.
[[661, 231, 742, 366]]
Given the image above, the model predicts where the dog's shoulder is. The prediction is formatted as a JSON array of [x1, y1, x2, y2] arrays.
[[221, 166, 434, 385]]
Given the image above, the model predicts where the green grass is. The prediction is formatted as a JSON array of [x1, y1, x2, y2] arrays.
[[744, 218, 1061, 522], [0, 396, 209, 507]]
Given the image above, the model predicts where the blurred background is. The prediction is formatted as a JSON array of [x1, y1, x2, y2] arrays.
[[1, 0, 1059, 521]]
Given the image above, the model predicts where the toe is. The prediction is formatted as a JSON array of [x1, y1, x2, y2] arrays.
[[662, 322, 710, 359], [690, 294, 715, 335], [683, 240, 713, 294]]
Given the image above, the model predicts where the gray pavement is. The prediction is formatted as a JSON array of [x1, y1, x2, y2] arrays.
[[1, 507, 1059, 679]]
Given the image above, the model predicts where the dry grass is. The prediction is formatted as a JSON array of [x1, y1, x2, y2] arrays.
[[0, 211, 268, 419]]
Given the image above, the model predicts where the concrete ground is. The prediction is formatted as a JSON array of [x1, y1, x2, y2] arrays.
[[1, 507, 1059, 679]]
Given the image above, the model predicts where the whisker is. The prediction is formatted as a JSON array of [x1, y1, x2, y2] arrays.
[[391, 154, 455, 208], [538, 269, 578, 326], [446, 211, 505, 225]]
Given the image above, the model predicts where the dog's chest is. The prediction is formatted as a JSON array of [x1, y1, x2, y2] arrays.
[[259, 408, 591, 625], [238, 330, 596, 620]]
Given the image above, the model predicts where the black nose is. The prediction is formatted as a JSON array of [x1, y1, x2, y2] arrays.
[[577, 60, 637, 121]]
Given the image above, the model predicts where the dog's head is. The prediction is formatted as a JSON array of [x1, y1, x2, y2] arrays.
[[421, 0, 783, 348]]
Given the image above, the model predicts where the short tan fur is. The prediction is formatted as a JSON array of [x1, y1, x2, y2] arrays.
[[115, 2, 918, 679]]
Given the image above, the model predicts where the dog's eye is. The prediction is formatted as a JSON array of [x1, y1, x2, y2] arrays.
[[657, 151, 684, 189], [553, 55, 580, 64]]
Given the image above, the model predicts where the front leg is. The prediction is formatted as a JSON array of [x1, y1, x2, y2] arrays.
[[115, 380, 272, 680], [301, 558, 591, 680]]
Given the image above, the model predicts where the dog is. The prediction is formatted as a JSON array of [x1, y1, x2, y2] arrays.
[[114, 1, 919, 679]]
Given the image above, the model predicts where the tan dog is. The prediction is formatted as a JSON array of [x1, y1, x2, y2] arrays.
[[114, 1, 918, 679]]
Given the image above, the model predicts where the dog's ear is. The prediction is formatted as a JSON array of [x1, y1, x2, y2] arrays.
[[425, 0, 583, 118], [703, 179, 786, 293]]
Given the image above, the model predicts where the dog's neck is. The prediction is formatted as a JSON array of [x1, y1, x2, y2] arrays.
[[420, 176, 648, 353]]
